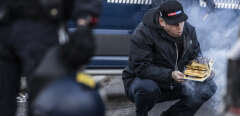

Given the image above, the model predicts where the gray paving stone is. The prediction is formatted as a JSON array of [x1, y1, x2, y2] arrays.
[[103, 76, 222, 116], [16, 75, 223, 116]]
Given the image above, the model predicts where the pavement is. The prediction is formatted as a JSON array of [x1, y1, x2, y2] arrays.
[[100, 76, 222, 116], [16, 75, 223, 116]]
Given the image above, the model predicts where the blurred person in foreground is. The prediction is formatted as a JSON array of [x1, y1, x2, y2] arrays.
[[0, 0, 58, 115], [0, 0, 102, 115], [122, 1, 217, 116], [31, 27, 105, 116], [26, 0, 104, 116]]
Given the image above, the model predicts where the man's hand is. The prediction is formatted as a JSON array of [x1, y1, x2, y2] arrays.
[[172, 71, 185, 83]]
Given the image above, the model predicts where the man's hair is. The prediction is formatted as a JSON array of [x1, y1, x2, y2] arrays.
[[59, 27, 95, 72]]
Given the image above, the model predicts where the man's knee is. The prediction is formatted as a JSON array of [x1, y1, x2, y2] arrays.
[[199, 80, 217, 100], [183, 80, 217, 107], [128, 78, 160, 102], [128, 78, 161, 112], [131, 78, 160, 95]]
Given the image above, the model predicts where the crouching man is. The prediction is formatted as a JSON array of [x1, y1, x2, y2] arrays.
[[122, 1, 217, 116]]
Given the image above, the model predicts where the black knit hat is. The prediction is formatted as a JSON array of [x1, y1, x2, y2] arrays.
[[159, 0, 188, 25]]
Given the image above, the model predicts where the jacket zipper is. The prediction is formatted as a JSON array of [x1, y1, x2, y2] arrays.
[[174, 43, 179, 70], [180, 35, 187, 62], [175, 36, 187, 69], [170, 42, 179, 90], [171, 36, 187, 90]]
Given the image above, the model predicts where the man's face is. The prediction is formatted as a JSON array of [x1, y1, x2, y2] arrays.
[[159, 18, 185, 38]]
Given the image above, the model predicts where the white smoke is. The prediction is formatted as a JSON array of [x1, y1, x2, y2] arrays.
[[185, 5, 239, 114]]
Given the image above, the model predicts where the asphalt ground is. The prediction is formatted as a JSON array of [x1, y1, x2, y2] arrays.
[[16, 76, 223, 116]]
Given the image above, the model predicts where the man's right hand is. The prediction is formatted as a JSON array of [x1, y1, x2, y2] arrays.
[[172, 71, 185, 83]]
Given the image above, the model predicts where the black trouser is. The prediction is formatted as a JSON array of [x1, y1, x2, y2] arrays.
[[0, 62, 21, 116], [0, 24, 21, 116], [127, 78, 217, 116]]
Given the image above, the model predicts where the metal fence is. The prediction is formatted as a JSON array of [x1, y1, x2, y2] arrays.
[[200, 0, 240, 9], [107, 0, 152, 5], [106, 0, 240, 9]]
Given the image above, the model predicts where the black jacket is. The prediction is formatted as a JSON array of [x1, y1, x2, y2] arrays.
[[0, 0, 102, 77], [122, 8, 201, 91]]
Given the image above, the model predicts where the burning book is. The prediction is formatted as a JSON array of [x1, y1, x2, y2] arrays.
[[184, 57, 214, 82]]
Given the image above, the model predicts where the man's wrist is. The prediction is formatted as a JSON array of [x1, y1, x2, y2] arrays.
[[171, 71, 176, 80]]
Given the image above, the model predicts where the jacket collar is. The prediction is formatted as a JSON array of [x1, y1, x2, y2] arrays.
[[157, 27, 187, 43]]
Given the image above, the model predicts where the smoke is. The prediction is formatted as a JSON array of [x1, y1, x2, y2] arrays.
[[184, 4, 239, 114]]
